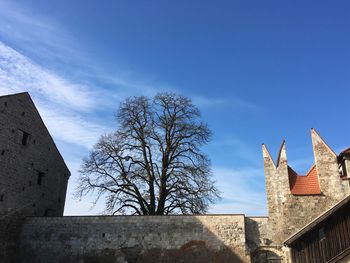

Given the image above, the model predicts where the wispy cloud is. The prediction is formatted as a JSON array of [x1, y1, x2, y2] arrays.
[[0, 41, 108, 149], [0, 0, 258, 114], [36, 105, 109, 149], [0, 42, 97, 111], [0, 0, 82, 64], [0, 0, 170, 101], [0, 0, 265, 216], [209, 166, 267, 216]]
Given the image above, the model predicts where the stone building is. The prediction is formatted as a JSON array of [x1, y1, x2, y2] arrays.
[[1, 92, 350, 263], [0, 92, 70, 216], [284, 195, 350, 262], [257, 129, 350, 262]]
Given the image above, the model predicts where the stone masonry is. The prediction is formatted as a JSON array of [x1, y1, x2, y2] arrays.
[[0, 92, 70, 217], [0, 92, 71, 262], [19, 215, 250, 263], [262, 129, 350, 247]]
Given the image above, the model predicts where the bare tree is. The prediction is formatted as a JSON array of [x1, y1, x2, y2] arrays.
[[76, 92, 220, 215]]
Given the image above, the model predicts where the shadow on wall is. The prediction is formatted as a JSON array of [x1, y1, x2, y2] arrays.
[[127, 241, 243, 263], [55, 241, 244, 263], [19, 215, 248, 263], [244, 217, 283, 263]]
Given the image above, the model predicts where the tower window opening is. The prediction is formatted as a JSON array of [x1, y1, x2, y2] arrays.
[[342, 161, 348, 177], [20, 130, 30, 146], [37, 172, 44, 185]]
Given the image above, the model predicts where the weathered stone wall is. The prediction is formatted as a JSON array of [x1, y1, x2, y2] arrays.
[[0, 93, 70, 217], [20, 215, 250, 263], [244, 217, 268, 252], [244, 217, 287, 263], [263, 129, 350, 245], [0, 211, 26, 263]]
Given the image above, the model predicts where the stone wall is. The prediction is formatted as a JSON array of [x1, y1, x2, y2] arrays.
[[0, 93, 70, 217], [19, 215, 250, 263], [262, 129, 350, 245], [0, 210, 26, 263], [244, 217, 268, 252]]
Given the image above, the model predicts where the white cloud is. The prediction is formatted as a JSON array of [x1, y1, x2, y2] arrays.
[[36, 105, 109, 149], [0, 41, 109, 149], [209, 166, 267, 216], [0, 0, 81, 63], [0, 42, 97, 111]]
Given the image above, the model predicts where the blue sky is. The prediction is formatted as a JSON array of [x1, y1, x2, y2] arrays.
[[0, 0, 349, 216]]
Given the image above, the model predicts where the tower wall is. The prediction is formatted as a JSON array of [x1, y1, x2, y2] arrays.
[[262, 142, 290, 244], [0, 93, 70, 217], [263, 129, 350, 245]]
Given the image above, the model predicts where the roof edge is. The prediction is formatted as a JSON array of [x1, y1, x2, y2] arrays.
[[0, 91, 30, 98]]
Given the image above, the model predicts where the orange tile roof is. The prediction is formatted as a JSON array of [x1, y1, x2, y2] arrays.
[[288, 165, 321, 195]]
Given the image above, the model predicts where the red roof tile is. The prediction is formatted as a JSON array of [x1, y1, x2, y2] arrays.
[[288, 165, 321, 195]]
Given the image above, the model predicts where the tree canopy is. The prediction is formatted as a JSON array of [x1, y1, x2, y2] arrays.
[[76, 92, 220, 215]]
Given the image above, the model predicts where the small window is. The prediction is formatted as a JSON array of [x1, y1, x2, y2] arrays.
[[4, 102, 7, 107], [0, 194, 4, 201], [343, 162, 348, 177], [339, 160, 348, 177], [21, 112, 25, 116], [37, 172, 44, 185], [20, 130, 30, 146], [1, 150, 5, 156]]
